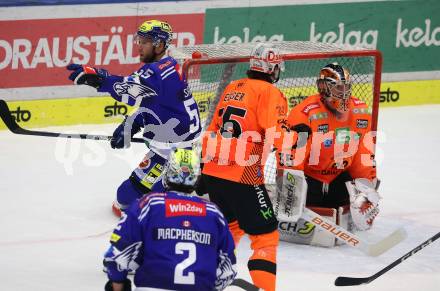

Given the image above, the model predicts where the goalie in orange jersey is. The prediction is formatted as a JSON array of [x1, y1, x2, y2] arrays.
[[284, 63, 380, 231], [200, 43, 288, 291]]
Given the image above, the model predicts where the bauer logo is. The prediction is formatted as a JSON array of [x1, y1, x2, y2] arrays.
[[11, 106, 31, 123], [165, 199, 206, 217], [104, 102, 128, 117]]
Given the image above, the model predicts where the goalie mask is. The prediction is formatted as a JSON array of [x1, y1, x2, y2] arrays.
[[162, 148, 201, 193], [135, 20, 173, 48], [249, 43, 285, 83], [317, 63, 352, 114]]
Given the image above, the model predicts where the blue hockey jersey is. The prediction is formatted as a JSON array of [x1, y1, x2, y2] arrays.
[[104, 191, 237, 290], [99, 56, 201, 157]]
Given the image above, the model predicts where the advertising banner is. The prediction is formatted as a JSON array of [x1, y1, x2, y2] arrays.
[[204, 0, 440, 74], [0, 13, 204, 89]]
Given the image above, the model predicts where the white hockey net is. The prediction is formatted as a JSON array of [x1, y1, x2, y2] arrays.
[[172, 41, 382, 186]]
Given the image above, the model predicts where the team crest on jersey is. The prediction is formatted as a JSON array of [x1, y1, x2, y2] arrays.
[[302, 102, 320, 114], [113, 82, 157, 101], [113, 242, 142, 272], [166, 199, 206, 217], [356, 119, 369, 129]]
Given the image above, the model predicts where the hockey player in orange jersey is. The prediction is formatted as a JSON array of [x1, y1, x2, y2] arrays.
[[200, 43, 288, 291], [284, 63, 380, 231]]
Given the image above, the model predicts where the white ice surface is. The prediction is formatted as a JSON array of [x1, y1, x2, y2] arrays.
[[1, 105, 439, 290]]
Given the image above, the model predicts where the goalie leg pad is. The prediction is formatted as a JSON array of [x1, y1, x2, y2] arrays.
[[278, 206, 351, 247], [272, 169, 307, 222]]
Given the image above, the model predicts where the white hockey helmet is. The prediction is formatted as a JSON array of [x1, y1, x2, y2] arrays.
[[249, 43, 285, 75]]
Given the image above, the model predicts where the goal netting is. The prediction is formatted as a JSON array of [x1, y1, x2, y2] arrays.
[[171, 41, 382, 186]]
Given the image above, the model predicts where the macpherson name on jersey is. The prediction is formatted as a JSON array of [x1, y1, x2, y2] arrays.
[[165, 199, 207, 217], [155, 227, 212, 245]]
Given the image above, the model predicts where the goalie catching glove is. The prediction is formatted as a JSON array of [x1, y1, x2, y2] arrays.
[[346, 178, 381, 231], [67, 63, 109, 89]]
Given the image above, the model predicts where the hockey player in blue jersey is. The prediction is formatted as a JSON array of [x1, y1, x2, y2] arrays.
[[66, 20, 201, 217], [103, 148, 237, 291]]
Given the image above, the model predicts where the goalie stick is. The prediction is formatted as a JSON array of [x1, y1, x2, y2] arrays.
[[0, 99, 145, 143], [334, 231, 440, 286], [231, 278, 260, 291], [301, 208, 407, 257]]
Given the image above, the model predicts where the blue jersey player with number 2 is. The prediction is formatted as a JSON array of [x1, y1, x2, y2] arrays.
[[103, 149, 237, 291], [66, 20, 201, 216]]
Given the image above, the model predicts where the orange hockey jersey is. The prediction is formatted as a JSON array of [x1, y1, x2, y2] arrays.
[[284, 94, 376, 184], [202, 78, 288, 185]]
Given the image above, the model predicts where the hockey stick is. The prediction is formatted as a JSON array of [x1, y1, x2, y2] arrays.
[[231, 278, 260, 291], [334, 231, 440, 286], [0, 99, 145, 143], [302, 208, 407, 257]]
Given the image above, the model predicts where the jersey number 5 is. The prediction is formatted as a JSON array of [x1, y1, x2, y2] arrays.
[[219, 106, 246, 138], [174, 242, 196, 285]]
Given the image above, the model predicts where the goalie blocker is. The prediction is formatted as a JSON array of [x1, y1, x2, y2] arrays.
[[271, 169, 379, 248]]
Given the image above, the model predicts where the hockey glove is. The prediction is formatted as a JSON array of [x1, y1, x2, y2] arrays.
[[104, 278, 132, 291], [346, 178, 381, 231], [110, 115, 142, 149], [67, 63, 109, 89]]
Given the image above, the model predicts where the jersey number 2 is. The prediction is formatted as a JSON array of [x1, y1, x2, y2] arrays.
[[174, 242, 196, 285]]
